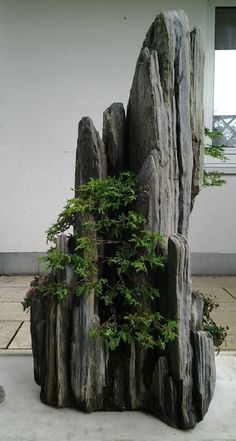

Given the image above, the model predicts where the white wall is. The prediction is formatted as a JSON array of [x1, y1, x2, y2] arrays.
[[0, 0, 235, 258], [189, 176, 236, 253]]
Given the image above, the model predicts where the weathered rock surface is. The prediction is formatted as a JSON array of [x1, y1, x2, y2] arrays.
[[191, 330, 216, 418], [74, 116, 107, 411], [31, 295, 46, 386], [75, 117, 107, 191], [190, 27, 204, 208], [191, 290, 204, 331], [127, 10, 193, 238], [0, 386, 5, 403], [166, 235, 195, 429], [31, 9, 215, 430], [103, 103, 126, 175], [125, 13, 215, 427], [71, 298, 106, 411], [38, 235, 74, 407]]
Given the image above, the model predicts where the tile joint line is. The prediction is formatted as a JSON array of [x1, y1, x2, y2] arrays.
[[6, 321, 24, 349], [223, 287, 236, 301]]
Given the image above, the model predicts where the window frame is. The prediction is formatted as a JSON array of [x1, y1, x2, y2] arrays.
[[205, 0, 236, 174]]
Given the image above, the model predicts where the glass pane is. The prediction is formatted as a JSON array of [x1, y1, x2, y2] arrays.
[[214, 50, 236, 116], [213, 8, 236, 147], [215, 7, 236, 50]]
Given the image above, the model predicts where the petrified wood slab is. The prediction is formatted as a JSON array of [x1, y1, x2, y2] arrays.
[[31, 9, 215, 430], [128, 10, 195, 238], [103, 103, 126, 175]]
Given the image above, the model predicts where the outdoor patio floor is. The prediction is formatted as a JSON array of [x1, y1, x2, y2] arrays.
[[0, 352, 235, 440], [0, 276, 236, 440], [0, 275, 236, 352]]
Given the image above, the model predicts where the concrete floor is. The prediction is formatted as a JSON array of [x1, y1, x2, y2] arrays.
[[0, 354, 236, 441], [0, 275, 236, 352], [192, 276, 236, 351], [0, 276, 236, 440], [0, 276, 32, 353]]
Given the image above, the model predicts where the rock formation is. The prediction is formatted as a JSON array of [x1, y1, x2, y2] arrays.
[[0, 386, 5, 403], [30, 10, 215, 429]]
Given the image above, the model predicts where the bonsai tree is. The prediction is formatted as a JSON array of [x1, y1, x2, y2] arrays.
[[24, 10, 217, 430]]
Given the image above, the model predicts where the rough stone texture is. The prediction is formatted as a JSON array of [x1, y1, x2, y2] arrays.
[[166, 234, 196, 429], [0, 385, 5, 403], [103, 103, 126, 175], [128, 10, 193, 238], [31, 296, 46, 386], [190, 27, 204, 208], [191, 330, 216, 419], [40, 236, 74, 407], [75, 117, 107, 191], [126, 343, 146, 410], [31, 9, 215, 430], [73, 120, 107, 411], [125, 12, 215, 427], [191, 290, 204, 331], [71, 299, 106, 411]]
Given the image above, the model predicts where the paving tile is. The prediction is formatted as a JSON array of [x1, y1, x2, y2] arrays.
[[192, 278, 236, 351], [210, 309, 236, 351], [221, 333, 236, 351], [9, 322, 31, 349], [0, 321, 22, 349], [220, 277, 236, 289], [211, 311, 235, 332], [192, 276, 236, 290], [211, 305, 236, 319], [0, 302, 30, 321], [0, 348, 32, 355], [210, 308, 235, 328], [0, 275, 33, 286], [195, 287, 234, 303], [0, 286, 28, 302]]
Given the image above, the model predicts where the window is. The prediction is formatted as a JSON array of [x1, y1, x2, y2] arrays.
[[213, 7, 236, 152]]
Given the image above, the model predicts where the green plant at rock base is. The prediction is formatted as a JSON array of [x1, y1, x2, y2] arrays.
[[23, 172, 177, 351], [201, 292, 229, 352], [203, 128, 227, 187]]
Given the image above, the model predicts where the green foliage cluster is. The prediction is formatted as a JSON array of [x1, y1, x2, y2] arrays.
[[204, 128, 227, 187], [90, 311, 177, 351], [24, 172, 177, 351], [203, 170, 226, 187], [201, 292, 229, 352]]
